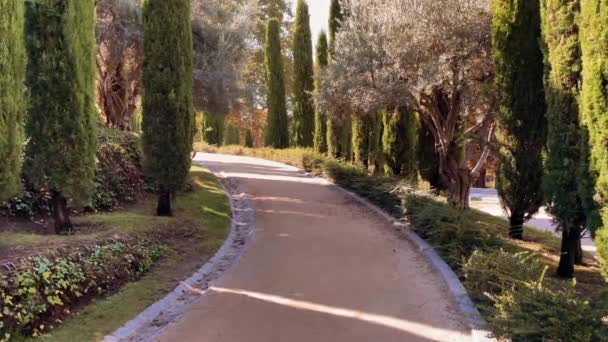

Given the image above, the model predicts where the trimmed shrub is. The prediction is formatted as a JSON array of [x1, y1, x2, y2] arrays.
[[0, 239, 162, 339]]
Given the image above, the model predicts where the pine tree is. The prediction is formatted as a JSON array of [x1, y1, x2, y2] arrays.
[[264, 19, 289, 148], [142, 0, 194, 216], [25, 0, 97, 234], [541, 0, 597, 278], [492, 0, 547, 240], [245, 128, 254, 148], [292, 0, 315, 147], [0, 0, 26, 202], [314, 31, 329, 154], [382, 108, 418, 180], [580, 0, 608, 279]]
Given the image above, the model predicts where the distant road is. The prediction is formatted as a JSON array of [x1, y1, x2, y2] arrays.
[[469, 188, 596, 254]]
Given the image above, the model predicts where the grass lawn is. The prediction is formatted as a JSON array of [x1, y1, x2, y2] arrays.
[[3, 165, 231, 342]]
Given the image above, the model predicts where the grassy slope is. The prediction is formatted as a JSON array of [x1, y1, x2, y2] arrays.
[[9, 166, 230, 342]]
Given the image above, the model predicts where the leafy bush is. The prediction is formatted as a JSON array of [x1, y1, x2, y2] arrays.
[[489, 279, 608, 342], [0, 128, 145, 217], [0, 239, 162, 340]]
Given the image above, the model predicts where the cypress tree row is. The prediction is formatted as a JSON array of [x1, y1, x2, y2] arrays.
[[142, 0, 194, 216], [0, 0, 26, 202], [264, 19, 289, 148], [25, 0, 97, 234], [314, 32, 329, 154], [541, 0, 596, 278], [292, 0, 315, 147], [382, 108, 418, 180], [580, 0, 608, 278], [492, 0, 547, 240], [245, 129, 254, 148]]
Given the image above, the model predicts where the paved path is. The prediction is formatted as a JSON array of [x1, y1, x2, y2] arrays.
[[469, 188, 596, 253], [157, 153, 471, 342]]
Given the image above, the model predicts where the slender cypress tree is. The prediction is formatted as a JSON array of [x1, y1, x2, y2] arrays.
[[245, 128, 254, 148], [292, 0, 315, 147], [327, 0, 345, 158], [328, 0, 343, 61], [418, 123, 445, 192], [224, 124, 240, 146], [352, 115, 371, 169], [382, 108, 418, 180], [264, 19, 289, 148], [25, 0, 97, 234], [0, 0, 26, 202], [580, 0, 608, 278], [314, 32, 329, 154], [201, 112, 225, 146], [492, 0, 547, 240], [369, 113, 384, 174], [541, 0, 596, 278], [142, 0, 194, 216]]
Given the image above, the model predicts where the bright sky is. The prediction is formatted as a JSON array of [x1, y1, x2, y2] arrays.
[[293, 0, 330, 47]]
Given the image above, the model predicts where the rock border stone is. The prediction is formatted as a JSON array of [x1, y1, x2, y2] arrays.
[[103, 161, 256, 342]]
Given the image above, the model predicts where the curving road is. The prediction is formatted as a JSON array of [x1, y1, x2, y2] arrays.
[[157, 153, 471, 342]]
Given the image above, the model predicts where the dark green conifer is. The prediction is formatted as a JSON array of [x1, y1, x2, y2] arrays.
[[25, 0, 97, 233], [245, 129, 254, 148], [264, 19, 289, 148], [580, 0, 608, 279], [541, 0, 597, 278], [0, 0, 26, 202], [352, 116, 371, 169], [382, 108, 418, 180], [142, 0, 194, 216], [492, 0, 547, 239], [328, 0, 343, 60], [292, 0, 315, 147], [201, 112, 225, 146], [314, 32, 329, 154], [224, 124, 240, 145]]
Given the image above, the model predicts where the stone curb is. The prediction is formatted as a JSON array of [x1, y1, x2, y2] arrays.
[[102, 160, 255, 342]]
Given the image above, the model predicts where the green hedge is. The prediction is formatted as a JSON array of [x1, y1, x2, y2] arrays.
[[0, 239, 162, 340], [0, 128, 145, 217], [300, 152, 608, 341]]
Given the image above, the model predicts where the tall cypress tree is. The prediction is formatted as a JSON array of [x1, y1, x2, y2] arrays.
[[327, 0, 346, 158], [352, 115, 371, 169], [383, 108, 418, 180], [142, 0, 194, 216], [25, 0, 97, 234], [245, 128, 254, 148], [580, 0, 608, 279], [541, 0, 597, 278], [314, 31, 329, 154], [492, 0, 547, 240], [292, 0, 315, 147], [264, 19, 289, 148], [0, 0, 26, 202], [328, 0, 343, 61], [201, 112, 225, 146]]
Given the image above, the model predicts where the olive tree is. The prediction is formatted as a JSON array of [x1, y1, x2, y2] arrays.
[[317, 0, 495, 208]]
